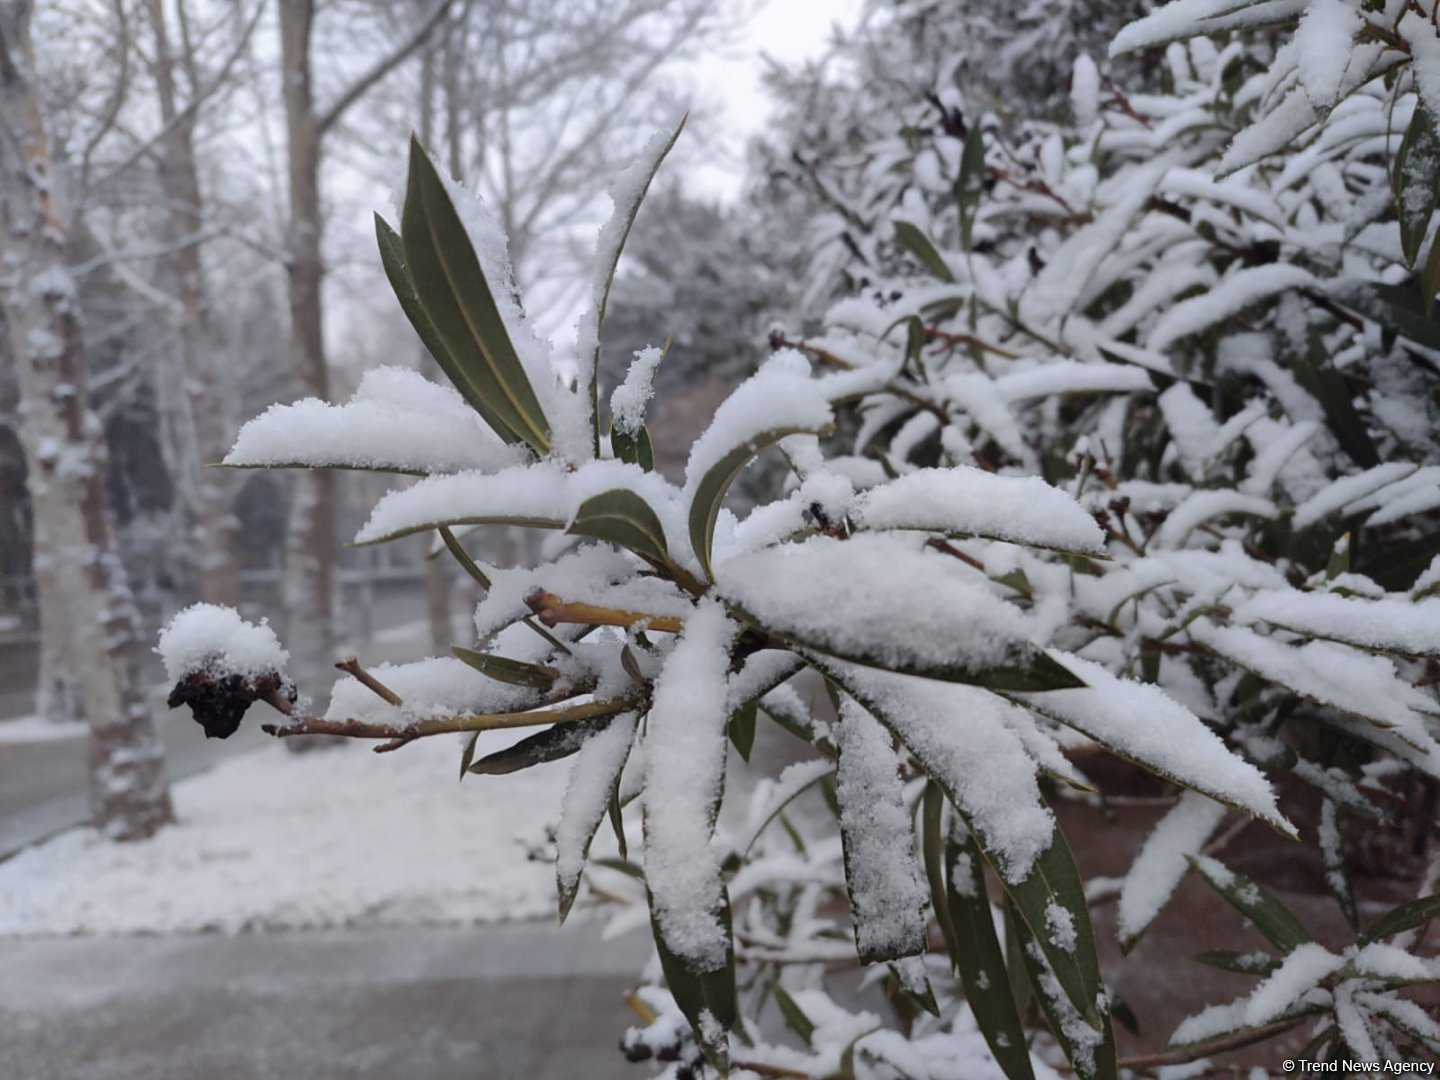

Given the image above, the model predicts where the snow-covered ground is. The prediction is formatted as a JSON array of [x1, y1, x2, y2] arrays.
[[0, 731, 581, 937], [0, 715, 87, 744]]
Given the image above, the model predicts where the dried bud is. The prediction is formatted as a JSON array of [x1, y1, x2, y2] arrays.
[[167, 669, 295, 739]]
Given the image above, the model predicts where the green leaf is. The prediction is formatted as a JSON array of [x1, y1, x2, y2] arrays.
[[825, 664, 1102, 1025], [568, 488, 672, 570], [579, 114, 687, 453], [650, 893, 737, 1073], [689, 425, 832, 580], [451, 646, 558, 690], [608, 788, 628, 861], [438, 526, 492, 589], [611, 423, 655, 471], [947, 827, 1037, 1080], [728, 700, 757, 762], [466, 721, 605, 776], [1358, 894, 1440, 945], [1290, 321, 1379, 469], [459, 731, 480, 779], [1194, 950, 1281, 977], [1009, 897, 1117, 1080], [771, 984, 815, 1047], [1319, 798, 1358, 930], [1394, 100, 1440, 269], [401, 137, 551, 455], [1188, 856, 1312, 952], [1338, 279, 1440, 362], [893, 219, 955, 282], [955, 124, 987, 253], [376, 214, 494, 441], [922, 783, 960, 971]]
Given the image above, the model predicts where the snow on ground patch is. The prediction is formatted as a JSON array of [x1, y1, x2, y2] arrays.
[[0, 734, 571, 936], [0, 715, 87, 744]]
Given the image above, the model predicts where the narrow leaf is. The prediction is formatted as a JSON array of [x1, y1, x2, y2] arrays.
[[727, 700, 757, 762], [1359, 894, 1440, 945], [1189, 856, 1312, 952], [568, 488, 672, 569], [893, 219, 955, 282], [947, 827, 1037, 1080], [451, 645, 558, 690], [402, 137, 551, 455], [467, 720, 605, 776], [772, 985, 815, 1046], [557, 712, 638, 922]]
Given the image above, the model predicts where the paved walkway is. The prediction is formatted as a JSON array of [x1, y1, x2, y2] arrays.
[[0, 922, 653, 1080]]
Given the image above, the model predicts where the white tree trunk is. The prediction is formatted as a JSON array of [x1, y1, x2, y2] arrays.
[[1, 0, 173, 839]]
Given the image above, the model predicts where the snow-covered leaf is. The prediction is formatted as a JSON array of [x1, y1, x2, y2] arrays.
[[1117, 792, 1228, 951], [852, 466, 1107, 555], [556, 712, 637, 922], [1013, 652, 1292, 835], [833, 699, 928, 963], [945, 827, 1036, 1080], [722, 535, 1084, 691], [685, 351, 834, 578], [1189, 855, 1312, 952]]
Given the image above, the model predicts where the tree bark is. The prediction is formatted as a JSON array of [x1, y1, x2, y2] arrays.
[[1, 0, 173, 838], [146, 0, 241, 608], [278, 0, 337, 687]]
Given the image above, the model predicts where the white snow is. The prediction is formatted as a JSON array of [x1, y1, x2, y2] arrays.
[[1016, 652, 1290, 833], [1242, 942, 1344, 1027], [0, 735, 571, 935], [224, 366, 526, 475], [325, 656, 540, 723], [609, 345, 664, 434], [823, 661, 1056, 884], [853, 467, 1107, 554], [641, 601, 736, 972], [555, 712, 638, 912], [0, 715, 87, 744], [718, 533, 1040, 678], [156, 604, 289, 682], [1116, 792, 1228, 946], [1232, 590, 1440, 658], [1294, 0, 1361, 107], [834, 700, 928, 959]]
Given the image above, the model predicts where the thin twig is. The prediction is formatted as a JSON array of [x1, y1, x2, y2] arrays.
[[1118, 1018, 1305, 1072], [335, 656, 403, 706], [525, 589, 685, 634]]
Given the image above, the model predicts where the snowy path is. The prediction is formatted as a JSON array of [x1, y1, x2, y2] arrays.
[[0, 923, 650, 1080]]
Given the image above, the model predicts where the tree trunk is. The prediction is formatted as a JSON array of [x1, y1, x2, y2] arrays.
[[279, 0, 336, 689], [1, 0, 172, 838], [146, 0, 241, 609]]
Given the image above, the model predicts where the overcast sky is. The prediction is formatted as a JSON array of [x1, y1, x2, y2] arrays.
[[687, 0, 866, 200]]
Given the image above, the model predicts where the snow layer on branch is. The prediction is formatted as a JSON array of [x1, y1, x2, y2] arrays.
[[717, 534, 1036, 676], [1016, 652, 1289, 832], [556, 712, 637, 908], [224, 366, 526, 474], [325, 657, 537, 723], [355, 459, 690, 565], [683, 349, 834, 497], [1111, 0, 1307, 58], [609, 346, 663, 434], [1147, 265, 1315, 351], [1244, 943, 1344, 1027], [642, 602, 736, 972], [853, 466, 1107, 554], [157, 604, 288, 682], [1154, 490, 1276, 547], [1116, 792, 1227, 945], [1291, 463, 1418, 528], [1295, 0, 1361, 107], [826, 662, 1055, 884], [834, 700, 928, 960], [1233, 590, 1440, 658], [1188, 622, 1439, 743]]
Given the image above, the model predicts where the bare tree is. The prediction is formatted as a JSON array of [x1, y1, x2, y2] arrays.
[[1, 0, 172, 839], [277, 0, 450, 685]]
